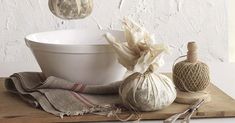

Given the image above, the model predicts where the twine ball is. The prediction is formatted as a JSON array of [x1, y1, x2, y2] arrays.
[[173, 42, 210, 92]]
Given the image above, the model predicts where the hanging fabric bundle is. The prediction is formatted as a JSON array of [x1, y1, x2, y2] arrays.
[[104, 17, 176, 111], [48, 0, 93, 20]]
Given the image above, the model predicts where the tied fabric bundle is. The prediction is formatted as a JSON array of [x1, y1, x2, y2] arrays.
[[105, 18, 176, 111], [4, 72, 123, 118]]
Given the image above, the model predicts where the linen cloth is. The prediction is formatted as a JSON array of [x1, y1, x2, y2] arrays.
[[4, 72, 124, 117]]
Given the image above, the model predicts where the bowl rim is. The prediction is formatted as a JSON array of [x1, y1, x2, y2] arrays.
[[25, 29, 124, 54]]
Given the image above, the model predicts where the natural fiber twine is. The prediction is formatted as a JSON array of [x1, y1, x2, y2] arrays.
[[173, 60, 210, 92], [173, 42, 210, 92]]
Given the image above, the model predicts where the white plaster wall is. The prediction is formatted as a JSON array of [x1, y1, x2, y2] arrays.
[[228, 0, 235, 62], [0, 0, 228, 76]]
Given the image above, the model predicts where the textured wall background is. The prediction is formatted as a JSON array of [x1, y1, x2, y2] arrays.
[[228, 0, 235, 62], [0, 0, 228, 76]]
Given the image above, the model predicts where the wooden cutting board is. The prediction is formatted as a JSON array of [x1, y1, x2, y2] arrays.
[[0, 76, 235, 123]]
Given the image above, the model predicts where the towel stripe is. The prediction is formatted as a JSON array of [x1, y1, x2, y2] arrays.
[[70, 83, 86, 92], [71, 92, 92, 107], [78, 84, 86, 92], [78, 93, 95, 106], [71, 83, 80, 91]]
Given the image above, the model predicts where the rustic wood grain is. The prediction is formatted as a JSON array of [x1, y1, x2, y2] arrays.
[[0, 76, 235, 123]]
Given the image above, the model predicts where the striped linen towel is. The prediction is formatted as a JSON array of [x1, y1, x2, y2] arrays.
[[4, 72, 124, 118]]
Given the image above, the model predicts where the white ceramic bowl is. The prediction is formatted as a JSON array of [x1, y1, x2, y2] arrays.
[[25, 29, 126, 85]]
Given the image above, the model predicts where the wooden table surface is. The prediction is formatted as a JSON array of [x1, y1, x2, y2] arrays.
[[1, 76, 235, 123]]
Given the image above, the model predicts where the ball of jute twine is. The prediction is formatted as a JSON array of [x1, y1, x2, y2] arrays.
[[173, 42, 210, 92]]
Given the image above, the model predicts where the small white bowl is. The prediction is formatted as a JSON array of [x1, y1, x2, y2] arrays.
[[25, 29, 126, 85]]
